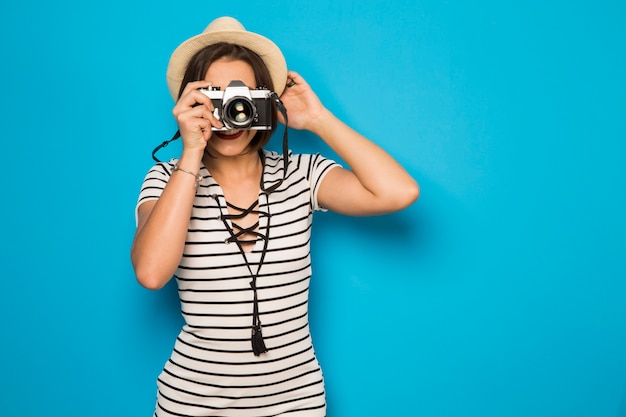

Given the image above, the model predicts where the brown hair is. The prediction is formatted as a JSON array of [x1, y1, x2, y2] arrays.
[[178, 42, 277, 151]]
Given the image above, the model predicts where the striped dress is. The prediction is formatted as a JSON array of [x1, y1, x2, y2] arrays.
[[137, 150, 339, 417]]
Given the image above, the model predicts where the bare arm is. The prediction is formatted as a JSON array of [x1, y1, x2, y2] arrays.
[[279, 71, 419, 216], [131, 151, 202, 289]]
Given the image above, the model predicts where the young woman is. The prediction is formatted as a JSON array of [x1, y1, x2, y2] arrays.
[[132, 16, 419, 417]]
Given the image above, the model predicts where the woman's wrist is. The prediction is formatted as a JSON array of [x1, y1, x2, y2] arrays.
[[307, 108, 335, 137], [172, 149, 204, 191], [177, 147, 205, 171]]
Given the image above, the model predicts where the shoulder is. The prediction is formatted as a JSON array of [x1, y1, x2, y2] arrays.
[[144, 159, 177, 179], [138, 159, 179, 195]]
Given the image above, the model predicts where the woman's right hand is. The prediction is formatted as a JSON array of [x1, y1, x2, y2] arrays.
[[173, 81, 224, 154]]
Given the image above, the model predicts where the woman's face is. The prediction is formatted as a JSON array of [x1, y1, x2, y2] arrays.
[[204, 58, 258, 158]]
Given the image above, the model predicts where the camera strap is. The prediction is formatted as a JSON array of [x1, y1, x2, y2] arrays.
[[151, 131, 181, 163], [260, 93, 289, 195]]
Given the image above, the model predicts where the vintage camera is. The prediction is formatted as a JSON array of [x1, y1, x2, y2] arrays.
[[198, 80, 273, 131]]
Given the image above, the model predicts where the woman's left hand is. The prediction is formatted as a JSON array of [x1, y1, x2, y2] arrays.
[[278, 71, 328, 132], [278, 74, 419, 217]]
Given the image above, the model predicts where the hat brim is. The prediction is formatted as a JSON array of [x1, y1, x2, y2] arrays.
[[166, 29, 287, 100]]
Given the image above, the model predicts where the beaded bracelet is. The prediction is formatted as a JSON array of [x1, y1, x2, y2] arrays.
[[173, 164, 203, 189]]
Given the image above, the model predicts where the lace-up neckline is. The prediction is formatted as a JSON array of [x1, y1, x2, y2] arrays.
[[201, 149, 288, 356], [221, 199, 265, 252], [211, 192, 271, 356]]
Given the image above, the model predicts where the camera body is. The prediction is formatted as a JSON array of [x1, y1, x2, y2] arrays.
[[198, 80, 273, 131]]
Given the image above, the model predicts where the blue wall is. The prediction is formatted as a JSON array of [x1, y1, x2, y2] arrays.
[[1, 1, 625, 416]]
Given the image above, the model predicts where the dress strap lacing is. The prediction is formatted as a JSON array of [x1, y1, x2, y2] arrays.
[[213, 194, 271, 356]]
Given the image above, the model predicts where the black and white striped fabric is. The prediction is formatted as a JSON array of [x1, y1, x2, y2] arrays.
[[137, 150, 339, 417]]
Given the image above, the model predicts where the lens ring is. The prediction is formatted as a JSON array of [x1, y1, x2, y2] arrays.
[[223, 97, 256, 128]]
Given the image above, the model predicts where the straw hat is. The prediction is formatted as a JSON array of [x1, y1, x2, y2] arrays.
[[166, 16, 288, 100]]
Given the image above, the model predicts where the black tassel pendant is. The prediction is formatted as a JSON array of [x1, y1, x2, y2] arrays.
[[251, 325, 268, 356]]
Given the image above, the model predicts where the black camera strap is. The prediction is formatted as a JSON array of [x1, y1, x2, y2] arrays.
[[151, 130, 181, 163], [260, 92, 289, 194]]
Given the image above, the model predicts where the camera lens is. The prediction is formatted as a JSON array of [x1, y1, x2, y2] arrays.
[[224, 98, 255, 128]]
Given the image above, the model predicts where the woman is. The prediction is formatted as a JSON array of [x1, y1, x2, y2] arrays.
[[132, 16, 419, 417]]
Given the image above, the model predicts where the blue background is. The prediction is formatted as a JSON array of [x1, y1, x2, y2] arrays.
[[1, 0, 625, 416]]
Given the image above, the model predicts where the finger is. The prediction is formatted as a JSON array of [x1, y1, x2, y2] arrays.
[[179, 80, 212, 99], [175, 90, 216, 114], [174, 98, 218, 132], [199, 106, 223, 130], [197, 123, 208, 135], [174, 86, 218, 121], [178, 104, 213, 121], [178, 114, 209, 139], [183, 105, 224, 133], [286, 71, 306, 87]]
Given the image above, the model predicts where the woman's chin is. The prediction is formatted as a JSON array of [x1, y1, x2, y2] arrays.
[[206, 131, 256, 159]]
